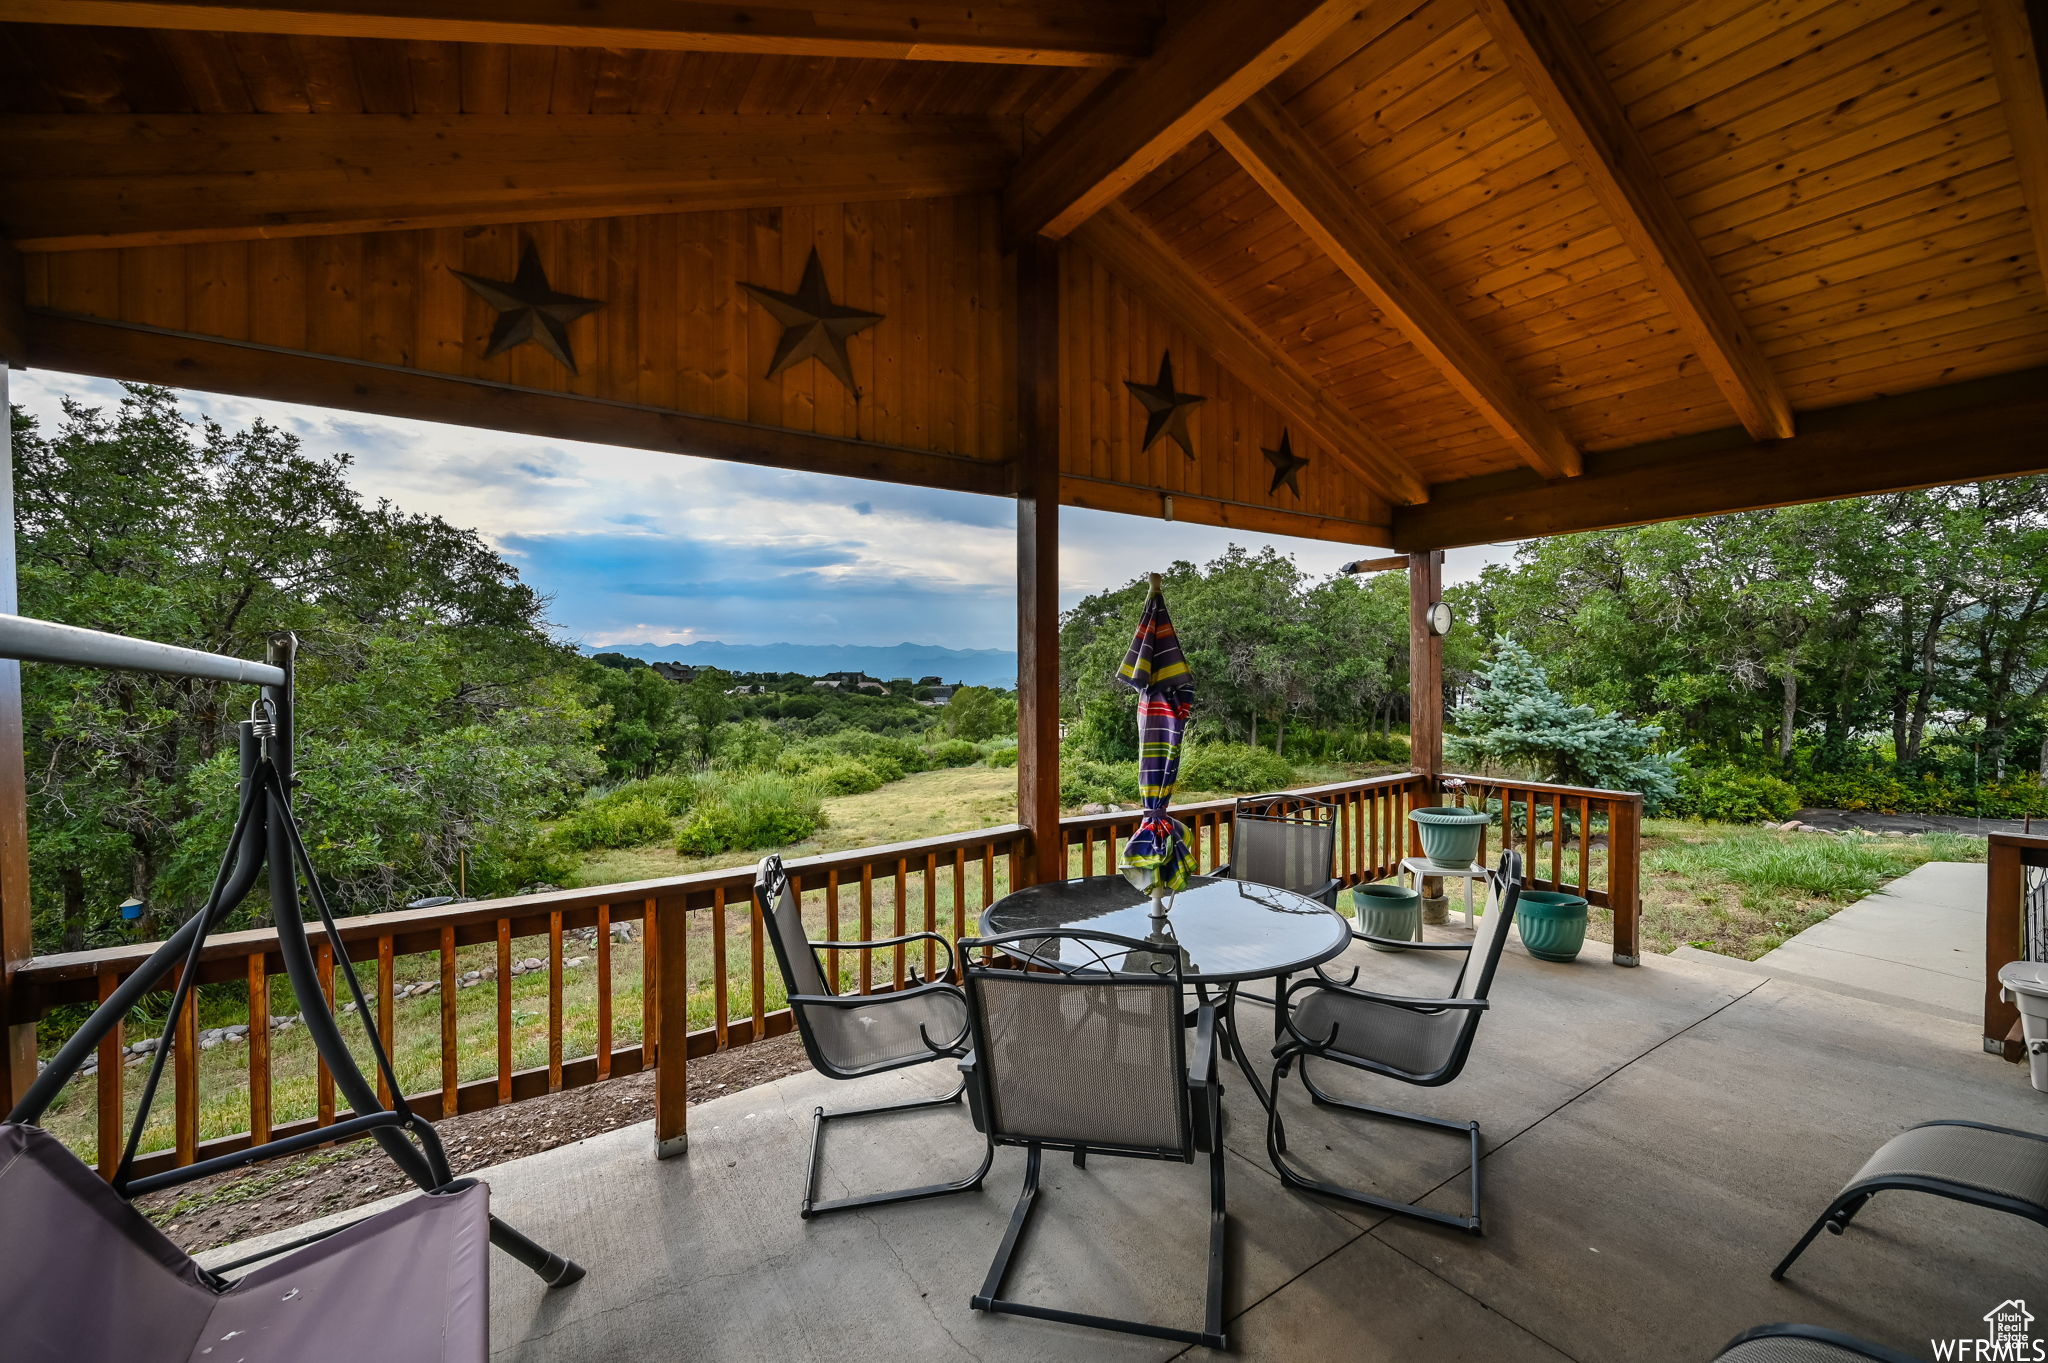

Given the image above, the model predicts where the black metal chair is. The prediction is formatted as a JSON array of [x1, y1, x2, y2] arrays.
[[752, 853, 993, 1218], [953, 929, 1228, 1350], [1711, 1324, 1922, 1362], [1264, 849, 1524, 1233], [1772, 1118, 2048, 1279], [1215, 793, 1340, 907]]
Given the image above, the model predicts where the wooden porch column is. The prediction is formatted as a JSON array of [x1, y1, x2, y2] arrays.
[[1015, 241, 1065, 886], [0, 361, 33, 1109], [1407, 550, 1445, 781]]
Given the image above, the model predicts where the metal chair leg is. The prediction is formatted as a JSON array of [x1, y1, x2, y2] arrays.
[[801, 1074, 992, 1218], [1772, 1192, 1867, 1280]]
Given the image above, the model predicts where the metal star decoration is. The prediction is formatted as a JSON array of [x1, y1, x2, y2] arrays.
[[740, 247, 884, 396], [453, 242, 603, 374], [1124, 351, 1207, 459], [1263, 429, 1310, 498]]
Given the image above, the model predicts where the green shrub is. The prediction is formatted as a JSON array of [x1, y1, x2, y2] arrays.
[[677, 771, 825, 855], [1060, 759, 1141, 807], [925, 739, 980, 768], [711, 719, 784, 772], [1671, 764, 1801, 824], [1178, 742, 1294, 795], [981, 739, 1018, 768], [1795, 765, 2048, 818], [808, 758, 886, 796], [551, 778, 692, 850]]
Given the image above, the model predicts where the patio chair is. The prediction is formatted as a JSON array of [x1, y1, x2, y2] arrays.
[[953, 928, 1227, 1350], [1710, 1323, 1920, 1362], [752, 853, 993, 1218], [1215, 793, 1340, 907], [0, 1120, 493, 1363], [1771, 1118, 2048, 1279], [1263, 849, 1525, 1232]]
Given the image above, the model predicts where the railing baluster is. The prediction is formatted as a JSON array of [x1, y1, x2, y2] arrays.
[[316, 940, 336, 1128], [641, 896, 658, 1063], [595, 904, 612, 1081], [1551, 792, 1564, 889], [246, 953, 269, 1146], [952, 847, 968, 976], [375, 935, 395, 1107], [826, 868, 841, 988], [859, 862, 875, 995], [495, 921, 512, 1106], [173, 963, 199, 1166], [744, 884, 765, 1043], [439, 925, 458, 1113], [1578, 796, 1592, 895], [548, 909, 565, 1091], [1081, 827, 1094, 877], [923, 852, 938, 979], [96, 968, 122, 1180], [713, 886, 731, 1045], [893, 858, 909, 990]]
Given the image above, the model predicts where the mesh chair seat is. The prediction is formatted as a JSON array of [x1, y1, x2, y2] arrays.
[[799, 987, 970, 1078], [972, 974, 1188, 1152], [0, 1122, 490, 1363], [1713, 1324, 1920, 1362], [1291, 987, 1466, 1078], [1773, 1119, 2048, 1279]]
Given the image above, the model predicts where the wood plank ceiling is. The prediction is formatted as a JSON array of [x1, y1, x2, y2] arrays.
[[0, 0, 2043, 547]]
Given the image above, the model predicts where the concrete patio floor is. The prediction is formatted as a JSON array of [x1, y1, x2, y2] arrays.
[[239, 934, 2048, 1361]]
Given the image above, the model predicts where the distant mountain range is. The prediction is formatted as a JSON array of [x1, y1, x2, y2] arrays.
[[586, 640, 1020, 688]]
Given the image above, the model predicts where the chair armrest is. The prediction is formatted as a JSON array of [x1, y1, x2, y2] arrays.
[[810, 931, 955, 978], [785, 979, 963, 1011], [1313, 877, 1341, 908], [1348, 930, 1472, 952], [1274, 976, 1486, 1051], [1211, 861, 1233, 878], [1187, 1004, 1219, 1086], [958, 1051, 988, 1133]]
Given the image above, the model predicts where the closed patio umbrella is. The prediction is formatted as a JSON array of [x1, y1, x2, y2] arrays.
[[1116, 576, 1196, 900]]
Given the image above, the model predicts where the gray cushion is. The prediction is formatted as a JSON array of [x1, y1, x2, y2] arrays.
[[1849, 1121, 2048, 1209]]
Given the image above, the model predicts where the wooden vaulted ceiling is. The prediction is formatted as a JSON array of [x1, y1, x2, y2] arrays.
[[0, 0, 2045, 552]]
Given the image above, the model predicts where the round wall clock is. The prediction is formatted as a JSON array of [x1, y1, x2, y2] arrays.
[[1427, 601, 1454, 636]]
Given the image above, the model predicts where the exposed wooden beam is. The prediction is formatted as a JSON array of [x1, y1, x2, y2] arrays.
[[1004, 0, 1354, 241], [0, 1, 1151, 66], [1059, 475, 1391, 547], [1215, 93, 1581, 480], [0, 359, 28, 1110], [0, 114, 1017, 251], [0, 243, 23, 363], [1015, 241, 1064, 886], [1390, 367, 2048, 551], [1341, 554, 1408, 574], [1074, 203, 1429, 506], [1983, 0, 2048, 297], [1471, 0, 1793, 441], [27, 313, 1015, 496]]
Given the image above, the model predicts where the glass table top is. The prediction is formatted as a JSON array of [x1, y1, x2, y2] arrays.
[[977, 875, 1352, 983]]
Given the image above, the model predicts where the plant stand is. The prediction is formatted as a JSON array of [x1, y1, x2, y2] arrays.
[[1399, 856, 1487, 930]]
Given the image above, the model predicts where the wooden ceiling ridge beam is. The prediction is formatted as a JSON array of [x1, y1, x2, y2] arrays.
[[1390, 367, 2048, 551], [1004, 0, 1357, 241], [0, 113, 1017, 251], [1214, 92, 1582, 481], [0, 1, 1154, 67], [0, 240, 22, 364], [1073, 202, 1431, 507], [1470, 0, 1794, 442], [1982, 0, 2048, 295]]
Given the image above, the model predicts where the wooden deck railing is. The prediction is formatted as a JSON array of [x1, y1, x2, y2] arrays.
[[1446, 776, 1645, 965], [1985, 830, 2048, 1058], [8, 769, 1641, 1174]]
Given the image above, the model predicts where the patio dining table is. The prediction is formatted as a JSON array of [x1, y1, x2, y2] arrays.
[[978, 874, 1353, 1111]]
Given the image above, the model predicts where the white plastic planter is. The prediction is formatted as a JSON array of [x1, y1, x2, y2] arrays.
[[1997, 960, 2048, 1093]]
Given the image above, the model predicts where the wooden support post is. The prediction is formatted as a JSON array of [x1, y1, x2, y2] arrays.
[[1015, 240, 1064, 886], [654, 896, 690, 1157], [1609, 795, 1642, 967], [0, 361, 31, 1110], [1984, 834, 2045, 1058], [1407, 550, 1444, 780]]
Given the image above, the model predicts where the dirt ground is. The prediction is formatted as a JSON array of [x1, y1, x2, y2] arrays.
[[142, 1033, 813, 1254]]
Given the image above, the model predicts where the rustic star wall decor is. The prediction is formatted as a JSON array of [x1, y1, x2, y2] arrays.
[[740, 247, 884, 396], [453, 241, 603, 374], [1264, 429, 1310, 498], [1123, 351, 1207, 459]]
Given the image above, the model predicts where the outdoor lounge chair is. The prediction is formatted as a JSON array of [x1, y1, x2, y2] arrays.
[[1771, 1118, 2048, 1279], [1710, 1323, 1920, 1362], [1264, 849, 1524, 1232], [0, 1120, 493, 1363], [953, 928, 1228, 1350], [753, 853, 993, 1218]]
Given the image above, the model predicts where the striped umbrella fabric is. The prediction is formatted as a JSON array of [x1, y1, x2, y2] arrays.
[[1116, 587, 1196, 896]]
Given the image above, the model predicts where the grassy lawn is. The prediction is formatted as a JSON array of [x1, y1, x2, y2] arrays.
[[37, 771, 1984, 1166], [1624, 819, 1985, 960]]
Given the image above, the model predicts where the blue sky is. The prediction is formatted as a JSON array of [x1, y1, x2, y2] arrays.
[[9, 370, 1515, 652]]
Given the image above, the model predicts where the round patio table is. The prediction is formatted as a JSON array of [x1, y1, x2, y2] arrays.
[[978, 873, 1352, 1110]]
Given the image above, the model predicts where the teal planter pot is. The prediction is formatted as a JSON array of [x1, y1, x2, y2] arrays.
[[1353, 882, 1422, 950], [1516, 890, 1589, 962], [1408, 805, 1492, 871]]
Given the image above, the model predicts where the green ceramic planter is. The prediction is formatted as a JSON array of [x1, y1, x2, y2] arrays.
[[1353, 882, 1422, 951], [1516, 889, 1590, 962], [1408, 805, 1492, 871]]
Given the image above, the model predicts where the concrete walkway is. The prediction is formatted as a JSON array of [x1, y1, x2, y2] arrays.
[[214, 933, 2048, 1362], [1742, 861, 1985, 1023]]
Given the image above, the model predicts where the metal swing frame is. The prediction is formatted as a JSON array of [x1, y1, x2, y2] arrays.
[[2, 616, 584, 1288]]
